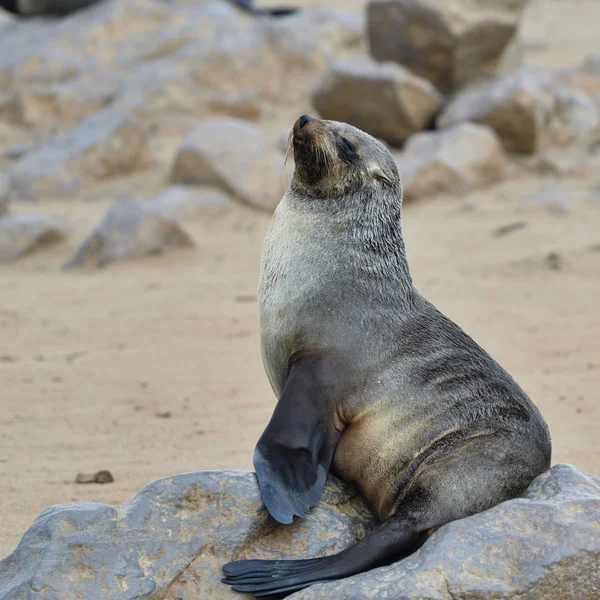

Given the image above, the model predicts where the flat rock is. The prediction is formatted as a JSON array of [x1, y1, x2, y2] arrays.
[[518, 181, 585, 215], [63, 197, 194, 269], [367, 0, 529, 93], [0, 213, 68, 262], [0, 465, 598, 599], [0, 173, 8, 216], [170, 117, 286, 212], [150, 185, 232, 220], [293, 464, 600, 599], [437, 67, 558, 154], [9, 106, 150, 202], [0, 471, 375, 599], [395, 123, 510, 201], [312, 56, 442, 147]]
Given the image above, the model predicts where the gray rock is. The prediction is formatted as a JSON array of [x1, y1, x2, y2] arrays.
[[150, 185, 232, 220], [63, 197, 194, 269], [437, 67, 558, 154], [395, 123, 510, 201], [9, 106, 149, 202], [187, 7, 364, 108], [518, 181, 584, 215], [170, 117, 286, 212], [292, 464, 600, 599], [549, 87, 600, 147], [0, 172, 9, 216], [0, 212, 68, 262], [312, 56, 443, 147], [0, 471, 375, 599], [367, 0, 529, 93]]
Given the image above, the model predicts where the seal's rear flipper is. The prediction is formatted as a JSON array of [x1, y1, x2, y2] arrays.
[[222, 513, 428, 597], [253, 354, 342, 525]]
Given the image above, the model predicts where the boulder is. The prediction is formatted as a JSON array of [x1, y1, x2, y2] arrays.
[[9, 106, 150, 202], [0, 465, 599, 599], [150, 185, 232, 220], [0, 172, 8, 216], [63, 197, 195, 269], [367, 0, 529, 93], [0, 213, 68, 262], [312, 56, 443, 147], [187, 7, 364, 108], [0, 471, 375, 599], [170, 117, 286, 212], [437, 67, 558, 154], [294, 464, 600, 599], [395, 123, 510, 201]]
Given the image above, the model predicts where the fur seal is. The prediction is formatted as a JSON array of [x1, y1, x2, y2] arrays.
[[222, 115, 552, 597]]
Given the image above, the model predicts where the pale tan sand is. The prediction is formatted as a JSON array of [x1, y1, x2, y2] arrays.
[[0, 0, 599, 559]]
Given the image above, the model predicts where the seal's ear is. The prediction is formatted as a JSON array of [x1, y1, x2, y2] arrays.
[[369, 164, 393, 187], [253, 354, 342, 524]]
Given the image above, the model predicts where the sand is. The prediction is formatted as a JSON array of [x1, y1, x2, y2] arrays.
[[1, 0, 600, 558]]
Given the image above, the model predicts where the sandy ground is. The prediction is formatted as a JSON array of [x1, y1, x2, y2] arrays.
[[1, 0, 600, 558]]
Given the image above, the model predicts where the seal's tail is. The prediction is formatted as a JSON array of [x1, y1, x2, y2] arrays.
[[222, 515, 428, 597]]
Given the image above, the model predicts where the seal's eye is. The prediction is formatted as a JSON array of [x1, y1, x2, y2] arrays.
[[339, 137, 355, 154]]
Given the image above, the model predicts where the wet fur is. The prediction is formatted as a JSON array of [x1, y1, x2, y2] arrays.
[[223, 118, 552, 597]]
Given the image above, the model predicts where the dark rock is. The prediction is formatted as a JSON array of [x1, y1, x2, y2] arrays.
[[170, 117, 286, 212], [437, 67, 558, 154], [367, 0, 529, 93], [0, 212, 68, 262], [312, 56, 442, 147], [75, 470, 114, 485], [493, 221, 528, 237], [63, 197, 194, 269], [0, 471, 375, 599], [395, 123, 510, 201]]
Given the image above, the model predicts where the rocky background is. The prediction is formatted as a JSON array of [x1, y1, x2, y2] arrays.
[[0, 0, 599, 577]]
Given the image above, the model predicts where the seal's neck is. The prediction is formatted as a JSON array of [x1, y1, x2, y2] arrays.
[[288, 181, 413, 296]]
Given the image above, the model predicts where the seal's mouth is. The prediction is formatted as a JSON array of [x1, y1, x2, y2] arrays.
[[292, 114, 328, 184]]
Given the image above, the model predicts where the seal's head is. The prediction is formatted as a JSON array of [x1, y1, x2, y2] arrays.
[[289, 114, 401, 201]]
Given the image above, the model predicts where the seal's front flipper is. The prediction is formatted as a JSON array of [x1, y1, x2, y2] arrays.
[[253, 354, 342, 525]]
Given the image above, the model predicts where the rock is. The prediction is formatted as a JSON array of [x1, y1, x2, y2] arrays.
[[312, 56, 442, 147], [291, 464, 600, 600], [518, 181, 584, 215], [63, 197, 194, 269], [6, 77, 118, 131], [0, 213, 68, 262], [150, 185, 232, 220], [437, 67, 558, 154], [1, 465, 599, 599], [548, 87, 600, 147], [395, 123, 510, 201], [0, 471, 375, 599], [75, 470, 114, 485], [187, 7, 364, 108], [9, 107, 150, 202], [367, 0, 529, 93], [170, 117, 286, 211], [0, 173, 9, 216]]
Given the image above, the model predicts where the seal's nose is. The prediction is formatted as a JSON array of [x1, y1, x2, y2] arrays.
[[298, 114, 314, 129]]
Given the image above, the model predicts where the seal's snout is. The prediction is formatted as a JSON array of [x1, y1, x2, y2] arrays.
[[297, 114, 314, 129], [294, 114, 317, 136]]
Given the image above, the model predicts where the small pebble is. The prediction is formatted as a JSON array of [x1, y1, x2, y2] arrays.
[[75, 470, 114, 484]]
